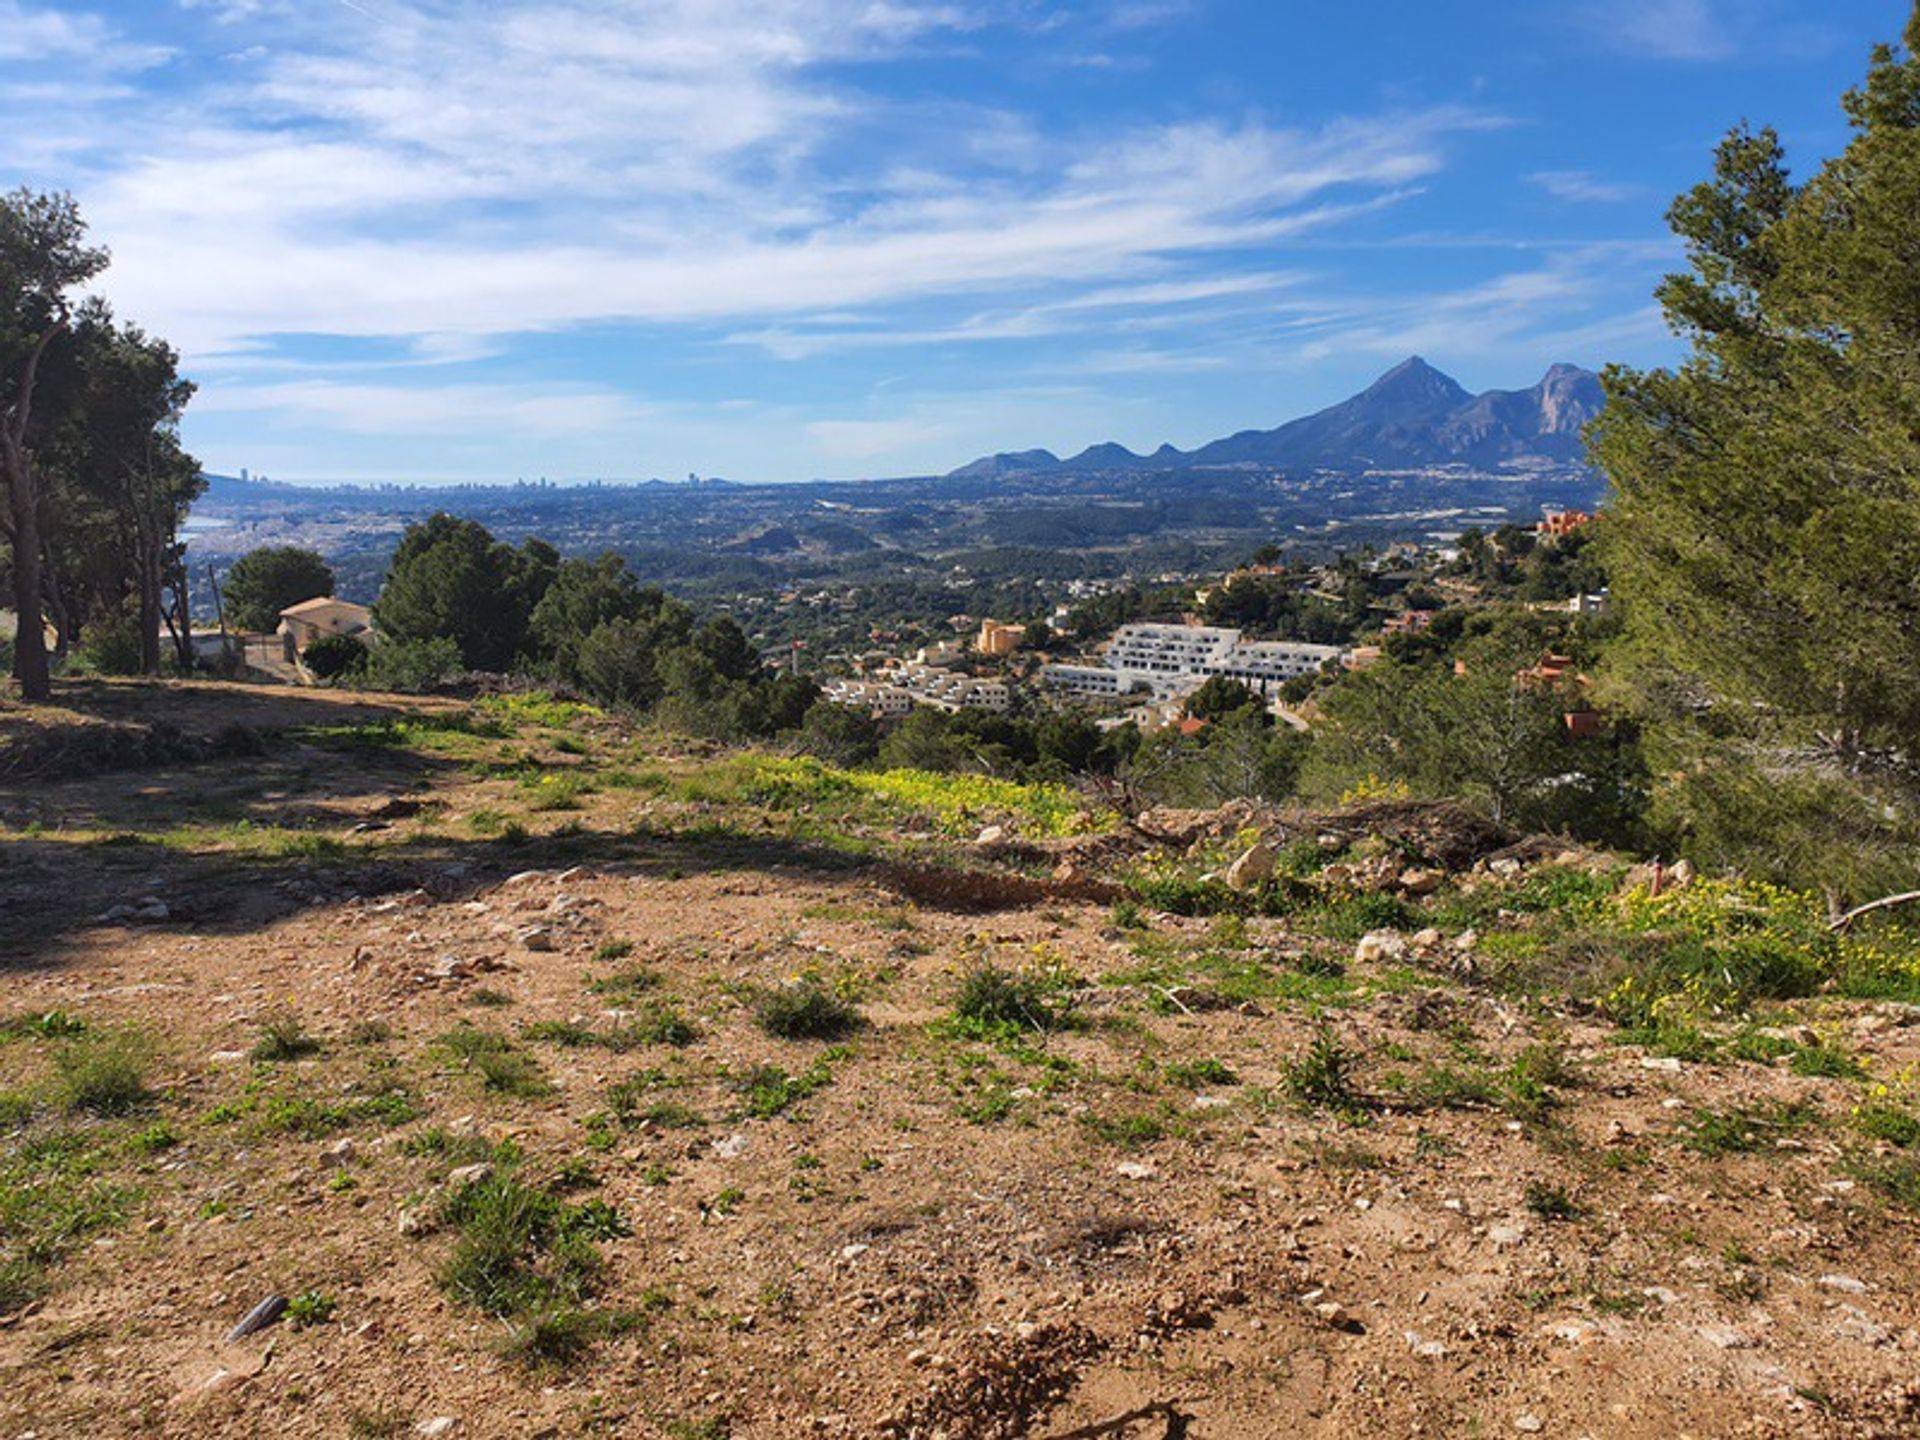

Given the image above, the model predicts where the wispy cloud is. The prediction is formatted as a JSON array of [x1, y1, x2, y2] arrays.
[[1529, 170, 1640, 204], [0, 1, 169, 69], [1579, 0, 1846, 63]]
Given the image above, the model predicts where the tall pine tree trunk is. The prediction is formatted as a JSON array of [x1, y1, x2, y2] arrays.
[[4, 454, 49, 699]]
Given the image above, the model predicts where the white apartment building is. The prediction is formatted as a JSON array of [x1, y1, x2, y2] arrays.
[[822, 668, 1010, 716], [1046, 622, 1344, 698], [820, 680, 914, 717]]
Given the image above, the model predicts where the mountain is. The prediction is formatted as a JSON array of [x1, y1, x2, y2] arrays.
[[949, 357, 1605, 478]]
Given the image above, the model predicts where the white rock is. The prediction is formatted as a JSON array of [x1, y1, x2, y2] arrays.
[[713, 1134, 749, 1159], [1226, 843, 1276, 891], [1835, 1306, 1893, 1347], [1114, 1161, 1157, 1181], [1404, 1330, 1448, 1357], [1818, 1273, 1870, 1294], [1487, 1225, 1527, 1248], [445, 1163, 493, 1187], [975, 825, 1008, 848], [1639, 1056, 1683, 1072], [516, 926, 557, 953], [320, 1138, 356, 1168], [1513, 1415, 1543, 1434], [1354, 930, 1408, 965], [415, 1420, 459, 1438], [840, 1243, 870, 1260], [1695, 1324, 1755, 1350]]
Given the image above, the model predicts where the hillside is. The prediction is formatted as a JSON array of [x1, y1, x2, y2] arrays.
[[2, 682, 1920, 1437], [950, 359, 1606, 478]]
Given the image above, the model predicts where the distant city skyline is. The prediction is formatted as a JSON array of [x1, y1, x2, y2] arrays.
[[2, 0, 1907, 483]]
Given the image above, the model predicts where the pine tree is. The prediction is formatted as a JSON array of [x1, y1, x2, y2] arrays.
[[1590, 6, 1920, 901]]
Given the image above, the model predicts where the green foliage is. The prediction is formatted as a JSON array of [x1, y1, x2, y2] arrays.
[[1163, 1058, 1239, 1089], [949, 962, 1074, 1038], [286, 1289, 337, 1328], [250, 1011, 322, 1063], [0, 1128, 134, 1315], [437, 1174, 616, 1318], [374, 514, 555, 671], [357, 635, 465, 692], [1282, 1029, 1364, 1117], [71, 612, 144, 676], [527, 553, 660, 685], [753, 980, 863, 1041], [223, 547, 335, 632], [1079, 1109, 1167, 1149], [1854, 1104, 1920, 1148], [437, 1027, 551, 1097], [1304, 614, 1642, 839], [1123, 709, 1307, 809], [303, 632, 367, 680], [731, 1060, 833, 1119], [1680, 1101, 1819, 1157], [1588, 20, 1920, 898], [1523, 1182, 1582, 1222], [53, 1035, 151, 1116]]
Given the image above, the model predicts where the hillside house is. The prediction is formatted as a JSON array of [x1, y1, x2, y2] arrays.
[[278, 597, 373, 655]]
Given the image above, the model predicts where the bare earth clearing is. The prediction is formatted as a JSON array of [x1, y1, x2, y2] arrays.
[[3, 681, 1920, 1439]]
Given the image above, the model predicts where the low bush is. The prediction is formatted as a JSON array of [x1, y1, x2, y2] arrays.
[[754, 981, 862, 1041]]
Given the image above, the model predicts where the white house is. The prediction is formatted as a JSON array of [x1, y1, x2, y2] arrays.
[[278, 597, 374, 654]]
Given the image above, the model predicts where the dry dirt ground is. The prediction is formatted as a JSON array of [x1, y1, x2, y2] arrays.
[[4, 681, 1920, 1439]]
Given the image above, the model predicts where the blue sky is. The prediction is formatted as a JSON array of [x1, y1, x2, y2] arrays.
[[1, 0, 1906, 484]]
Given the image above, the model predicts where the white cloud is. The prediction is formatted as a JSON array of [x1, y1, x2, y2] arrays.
[[78, 88, 1482, 354], [0, 1, 169, 69], [1579, 0, 1846, 64], [1529, 170, 1639, 204], [805, 417, 956, 460], [195, 379, 651, 437], [1603, 0, 1735, 61]]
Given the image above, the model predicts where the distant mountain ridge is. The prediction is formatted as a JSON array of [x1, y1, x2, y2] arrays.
[[949, 357, 1605, 479]]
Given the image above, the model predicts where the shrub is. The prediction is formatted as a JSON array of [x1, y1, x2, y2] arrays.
[[54, 1036, 151, 1116], [1282, 1029, 1363, 1117], [304, 633, 367, 681], [251, 1011, 322, 1062], [359, 636, 464, 693], [950, 963, 1072, 1036], [754, 981, 862, 1041]]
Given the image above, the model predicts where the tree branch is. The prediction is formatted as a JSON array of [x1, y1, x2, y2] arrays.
[[1829, 890, 1920, 934]]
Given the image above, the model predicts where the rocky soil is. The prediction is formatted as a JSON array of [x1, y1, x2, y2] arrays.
[[3, 682, 1920, 1439]]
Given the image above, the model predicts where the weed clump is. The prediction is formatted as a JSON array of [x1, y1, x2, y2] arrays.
[[54, 1035, 152, 1116], [731, 1061, 833, 1119], [437, 1027, 552, 1097], [754, 980, 863, 1041], [438, 1175, 605, 1316], [949, 963, 1073, 1038], [251, 1011, 322, 1062], [1282, 1029, 1364, 1118]]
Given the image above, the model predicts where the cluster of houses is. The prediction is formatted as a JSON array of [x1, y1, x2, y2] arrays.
[[1043, 623, 1346, 701]]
